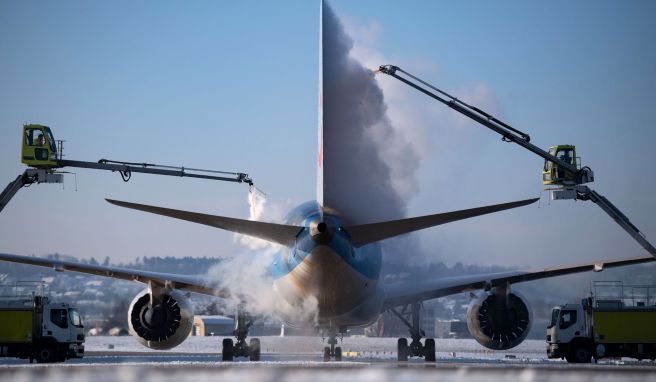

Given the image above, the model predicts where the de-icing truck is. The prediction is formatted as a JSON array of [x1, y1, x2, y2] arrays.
[[0, 282, 84, 363], [547, 281, 656, 363]]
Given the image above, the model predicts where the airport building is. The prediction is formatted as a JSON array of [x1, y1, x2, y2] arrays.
[[192, 315, 234, 337], [435, 321, 471, 339]]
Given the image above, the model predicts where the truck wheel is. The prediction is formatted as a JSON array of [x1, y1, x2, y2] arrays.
[[36, 347, 56, 363], [569, 345, 592, 363]]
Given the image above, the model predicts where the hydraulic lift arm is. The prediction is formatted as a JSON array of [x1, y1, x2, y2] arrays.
[[2, 124, 256, 215], [2, 161, 253, 215], [0, 169, 65, 213], [377, 65, 656, 258], [0, 172, 33, 213], [577, 186, 656, 257], [60, 159, 253, 185]]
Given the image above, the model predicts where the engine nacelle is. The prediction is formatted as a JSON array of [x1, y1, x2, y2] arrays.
[[466, 290, 532, 350], [128, 289, 194, 350]]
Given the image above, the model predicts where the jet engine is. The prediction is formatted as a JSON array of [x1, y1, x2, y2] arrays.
[[466, 289, 532, 350], [127, 289, 194, 350]]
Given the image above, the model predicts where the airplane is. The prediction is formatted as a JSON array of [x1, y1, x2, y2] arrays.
[[1, 1, 654, 363]]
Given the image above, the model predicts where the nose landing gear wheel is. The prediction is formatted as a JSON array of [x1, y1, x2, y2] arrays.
[[323, 346, 331, 362], [322, 332, 343, 361]]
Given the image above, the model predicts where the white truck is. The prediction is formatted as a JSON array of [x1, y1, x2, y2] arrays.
[[0, 282, 84, 363], [547, 281, 656, 363]]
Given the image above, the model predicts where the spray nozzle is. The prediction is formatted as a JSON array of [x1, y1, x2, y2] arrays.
[[249, 184, 267, 198]]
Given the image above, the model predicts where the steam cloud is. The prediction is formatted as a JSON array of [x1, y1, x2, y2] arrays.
[[322, 2, 423, 267], [204, 2, 424, 320], [205, 189, 319, 323], [322, 3, 420, 226]]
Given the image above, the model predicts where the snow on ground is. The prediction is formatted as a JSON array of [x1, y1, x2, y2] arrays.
[[86, 336, 548, 360], [3, 337, 656, 381]]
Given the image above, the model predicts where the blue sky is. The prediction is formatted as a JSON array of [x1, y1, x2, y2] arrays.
[[1, 0, 655, 268]]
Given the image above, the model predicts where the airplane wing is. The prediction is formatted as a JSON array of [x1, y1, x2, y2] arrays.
[[107, 198, 539, 248], [382, 255, 655, 309], [0, 252, 229, 298], [345, 198, 539, 247], [106, 199, 302, 246]]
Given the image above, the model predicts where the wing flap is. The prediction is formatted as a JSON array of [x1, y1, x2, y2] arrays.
[[345, 198, 539, 247]]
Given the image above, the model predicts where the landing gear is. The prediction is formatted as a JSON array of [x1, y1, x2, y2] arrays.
[[322, 328, 344, 361], [391, 302, 435, 362], [221, 306, 260, 361], [222, 338, 234, 361], [397, 338, 409, 361]]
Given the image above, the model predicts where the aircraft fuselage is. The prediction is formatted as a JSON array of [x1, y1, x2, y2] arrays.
[[272, 201, 384, 328]]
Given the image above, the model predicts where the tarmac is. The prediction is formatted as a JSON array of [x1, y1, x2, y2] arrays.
[[1, 337, 654, 381]]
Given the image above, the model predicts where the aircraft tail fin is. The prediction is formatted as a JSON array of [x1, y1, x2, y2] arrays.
[[316, 0, 325, 205], [106, 199, 302, 246], [344, 198, 539, 247]]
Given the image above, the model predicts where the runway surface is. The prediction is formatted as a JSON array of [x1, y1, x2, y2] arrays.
[[1, 336, 654, 381]]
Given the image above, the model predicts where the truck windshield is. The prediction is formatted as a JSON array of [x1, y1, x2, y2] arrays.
[[548, 308, 560, 328], [69, 308, 83, 327], [45, 127, 57, 153]]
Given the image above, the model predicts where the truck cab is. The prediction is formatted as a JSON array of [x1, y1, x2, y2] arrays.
[[547, 282, 656, 363], [547, 302, 592, 362], [42, 301, 85, 360], [0, 283, 84, 363]]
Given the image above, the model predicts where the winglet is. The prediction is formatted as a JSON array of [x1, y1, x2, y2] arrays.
[[106, 199, 302, 247]]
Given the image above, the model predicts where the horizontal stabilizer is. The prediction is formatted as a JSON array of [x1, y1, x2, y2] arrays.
[[106, 199, 302, 246], [345, 198, 539, 247]]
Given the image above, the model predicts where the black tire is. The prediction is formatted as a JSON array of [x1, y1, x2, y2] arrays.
[[36, 347, 56, 363], [568, 344, 592, 364], [323, 346, 331, 362], [397, 338, 409, 362], [424, 338, 436, 362], [222, 338, 234, 361], [249, 338, 261, 361], [334, 346, 342, 361]]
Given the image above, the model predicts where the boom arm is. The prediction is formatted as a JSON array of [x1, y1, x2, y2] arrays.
[[0, 172, 33, 214], [377, 65, 594, 184], [1, 160, 254, 214], [577, 186, 656, 257], [60, 159, 253, 185], [377, 64, 655, 258]]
